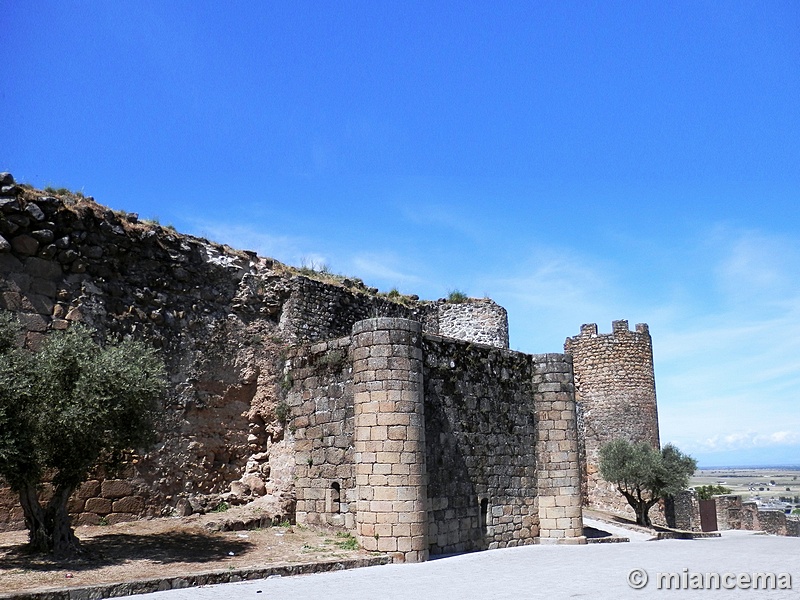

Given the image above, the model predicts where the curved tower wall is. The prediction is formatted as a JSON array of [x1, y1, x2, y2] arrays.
[[351, 318, 429, 563], [435, 299, 509, 349], [564, 320, 660, 514]]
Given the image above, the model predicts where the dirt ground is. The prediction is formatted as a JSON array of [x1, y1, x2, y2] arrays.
[[0, 508, 376, 597]]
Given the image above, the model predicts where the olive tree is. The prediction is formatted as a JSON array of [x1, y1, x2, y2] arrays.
[[599, 438, 697, 527], [0, 311, 166, 556]]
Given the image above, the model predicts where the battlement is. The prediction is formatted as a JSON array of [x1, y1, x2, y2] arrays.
[[577, 320, 650, 337]]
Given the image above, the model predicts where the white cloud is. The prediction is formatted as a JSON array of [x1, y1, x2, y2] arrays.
[[697, 431, 800, 453], [350, 253, 423, 287], [182, 221, 328, 269]]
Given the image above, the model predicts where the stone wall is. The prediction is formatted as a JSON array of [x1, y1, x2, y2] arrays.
[[712, 495, 800, 537], [714, 494, 743, 531], [284, 336, 355, 529], [423, 335, 538, 554], [663, 490, 701, 531], [564, 320, 660, 515], [435, 299, 509, 349], [0, 179, 517, 532], [0, 184, 300, 528], [285, 317, 584, 561]]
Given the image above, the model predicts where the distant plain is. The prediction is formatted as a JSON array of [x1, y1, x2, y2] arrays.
[[691, 467, 800, 505]]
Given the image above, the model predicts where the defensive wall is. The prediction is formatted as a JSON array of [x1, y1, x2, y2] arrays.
[[0, 177, 513, 536], [286, 317, 583, 562], [0, 175, 659, 557]]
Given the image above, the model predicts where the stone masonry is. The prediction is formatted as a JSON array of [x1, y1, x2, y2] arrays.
[[286, 318, 585, 561], [1, 176, 665, 559], [352, 318, 428, 562], [565, 320, 660, 516]]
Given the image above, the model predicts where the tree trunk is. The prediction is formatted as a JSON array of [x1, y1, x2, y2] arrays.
[[46, 484, 81, 557], [17, 483, 81, 556], [18, 483, 50, 553], [635, 502, 652, 527]]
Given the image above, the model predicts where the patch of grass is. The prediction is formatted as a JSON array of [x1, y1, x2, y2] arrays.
[[447, 289, 468, 303], [334, 532, 359, 550], [211, 501, 230, 513], [98, 516, 110, 526]]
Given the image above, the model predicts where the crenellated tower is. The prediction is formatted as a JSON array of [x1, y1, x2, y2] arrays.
[[564, 320, 660, 514]]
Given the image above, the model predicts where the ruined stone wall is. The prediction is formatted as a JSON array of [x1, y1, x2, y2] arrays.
[[0, 183, 309, 528], [278, 277, 428, 344], [422, 336, 538, 554], [278, 278, 509, 350], [564, 320, 660, 515], [714, 494, 743, 531], [663, 490, 701, 531], [740, 501, 759, 530]]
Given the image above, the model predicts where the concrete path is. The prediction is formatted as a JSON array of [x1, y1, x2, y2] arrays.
[[136, 530, 800, 600]]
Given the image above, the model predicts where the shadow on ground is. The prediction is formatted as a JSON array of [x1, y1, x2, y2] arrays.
[[0, 531, 255, 572]]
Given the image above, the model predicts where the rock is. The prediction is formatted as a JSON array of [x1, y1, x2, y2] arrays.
[[175, 498, 193, 516], [0, 198, 19, 212], [0, 173, 14, 185], [242, 474, 267, 496], [0, 235, 9, 253], [10, 234, 39, 256], [30, 229, 55, 244], [24, 202, 46, 221]]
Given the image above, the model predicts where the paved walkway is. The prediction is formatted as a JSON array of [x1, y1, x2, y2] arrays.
[[136, 530, 800, 600]]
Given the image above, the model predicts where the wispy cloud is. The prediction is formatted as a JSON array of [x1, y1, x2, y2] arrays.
[[349, 253, 424, 287], [183, 221, 328, 269]]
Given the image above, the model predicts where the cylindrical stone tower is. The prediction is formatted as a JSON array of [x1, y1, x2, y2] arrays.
[[435, 298, 509, 349], [351, 317, 429, 562], [564, 320, 660, 514]]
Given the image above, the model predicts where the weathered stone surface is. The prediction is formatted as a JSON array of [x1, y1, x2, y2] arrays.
[[10, 234, 39, 256], [565, 321, 659, 516], [101, 479, 133, 499], [25, 202, 46, 221], [84, 497, 112, 514], [0, 235, 9, 252]]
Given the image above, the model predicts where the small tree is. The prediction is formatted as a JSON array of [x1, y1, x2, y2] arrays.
[[0, 312, 166, 556], [599, 438, 697, 527], [695, 484, 732, 500]]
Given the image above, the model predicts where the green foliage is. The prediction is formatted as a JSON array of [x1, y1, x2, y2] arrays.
[[599, 438, 697, 527], [43, 186, 73, 196], [0, 311, 167, 554], [211, 501, 230, 513], [695, 484, 732, 500], [274, 400, 290, 425], [447, 289, 468, 303], [334, 532, 359, 550]]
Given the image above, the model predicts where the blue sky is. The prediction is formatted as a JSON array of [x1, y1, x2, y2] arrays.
[[3, 1, 799, 467]]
